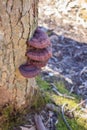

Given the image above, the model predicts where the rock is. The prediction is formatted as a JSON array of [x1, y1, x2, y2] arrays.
[[45, 103, 60, 113], [54, 51, 63, 60]]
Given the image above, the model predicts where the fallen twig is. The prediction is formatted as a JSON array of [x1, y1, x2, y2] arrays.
[[62, 103, 72, 130], [51, 83, 75, 100], [69, 86, 74, 94], [34, 114, 47, 130]]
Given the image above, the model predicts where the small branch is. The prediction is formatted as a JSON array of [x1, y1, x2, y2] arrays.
[[62, 103, 72, 130], [69, 86, 74, 94], [34, 114, 47, 130], [51, 83, 75, 100]]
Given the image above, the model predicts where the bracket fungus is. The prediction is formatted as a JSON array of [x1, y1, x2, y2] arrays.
[[19, 27, 52, 78], [27, 28, 51, 49], [19, 64, 41, 78], [26, 47, 52, 61]]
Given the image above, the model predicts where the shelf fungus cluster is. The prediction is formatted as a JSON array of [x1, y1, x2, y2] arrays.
[[19, 27, 52, 78]]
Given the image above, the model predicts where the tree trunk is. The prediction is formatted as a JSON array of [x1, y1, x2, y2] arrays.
[[0, 0, 38, 109]]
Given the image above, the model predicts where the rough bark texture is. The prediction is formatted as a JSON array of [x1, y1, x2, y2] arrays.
[[0, 0, 38, 109]]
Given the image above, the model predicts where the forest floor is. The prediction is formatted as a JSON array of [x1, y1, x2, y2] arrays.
[[2, 0, 87, 130], [39, 0, 87, 101], [37, 0, 87, 130]]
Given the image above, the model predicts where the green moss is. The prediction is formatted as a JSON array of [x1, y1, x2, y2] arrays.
[[31, 89, 51, 112], [55, 81, 69, 94], [56, 113, 87, 130], [55, 81, 81, 100], [0, 105, 25, 130], [52, 95, 78, 108], [36, 76, 87, 130], [36, 76, 50, 90], [31, 91, 45, 111]]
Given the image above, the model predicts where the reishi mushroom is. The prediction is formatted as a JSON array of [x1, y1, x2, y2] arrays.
[[27, 28, 51, 49], [26, 47, 52, 61], [19, 64, 41, 78], [19, 27, 52, 78]]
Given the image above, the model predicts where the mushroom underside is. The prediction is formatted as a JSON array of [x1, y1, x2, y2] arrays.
[[19, 64, 41, 78], [29, 60, 48, 67]]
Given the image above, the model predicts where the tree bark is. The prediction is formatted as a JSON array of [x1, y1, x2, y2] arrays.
[[0, 0, 38, 109]]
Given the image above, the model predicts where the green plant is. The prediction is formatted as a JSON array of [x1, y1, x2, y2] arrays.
[[0, 105, 25, 130]]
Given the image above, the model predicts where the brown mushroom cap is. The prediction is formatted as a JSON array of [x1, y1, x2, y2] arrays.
[[30, 60, 48, 67], [19, 64, 41, 78], [27, 28, 51, 49], [26, 47, 52, 62]]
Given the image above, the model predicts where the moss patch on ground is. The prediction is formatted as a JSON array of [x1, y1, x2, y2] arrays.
[[36, 76, 87, 130]]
